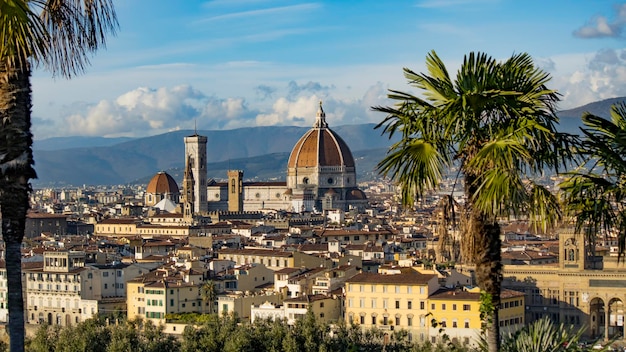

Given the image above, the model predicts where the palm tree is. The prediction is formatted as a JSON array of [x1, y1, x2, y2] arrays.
[[201, 280, 217, 314], [374, 51, 573, 352], [0, 2, 117, 351], [497, 316, 588, 352], [561, 102, 626, 259]]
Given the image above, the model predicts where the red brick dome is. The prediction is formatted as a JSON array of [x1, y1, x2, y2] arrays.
[[287, 102, 355, 169], [146, 172, 179, 194]]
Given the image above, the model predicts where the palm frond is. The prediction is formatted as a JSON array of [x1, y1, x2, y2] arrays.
[[0, 0, 48, 71], [377, 138, 447, 205]]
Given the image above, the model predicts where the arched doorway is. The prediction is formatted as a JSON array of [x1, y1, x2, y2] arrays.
[[47, 312, 53, 325], [590, 297, 605, 339], [608, 298, 624, 339]]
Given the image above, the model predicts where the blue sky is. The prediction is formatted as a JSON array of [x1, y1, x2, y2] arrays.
[[31, 0, 626, 139]]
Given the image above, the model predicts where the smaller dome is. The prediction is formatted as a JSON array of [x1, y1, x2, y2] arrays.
[[146, 172, 179, 194], [346, 188, 367, 200]]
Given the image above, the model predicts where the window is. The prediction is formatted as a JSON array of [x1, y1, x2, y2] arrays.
[[431, 303, 435, 310], [103, 272, 109, 277], [463, 304, 471, 311], [395, 286, 400, 293], [395, 317, 400, 325], [442, 304, 446, 310], [420, 301, 425, 310], [453, 304, 457, 311], [407, 286, 412, 294], [407, 317, 413, 326], [407, 301, 412, 309], [372, 316, 376, 325], [371, 299, 376, 308], [441, 319, 447, 328], [464, 320, 470, 328], [383, 300, 388, 309], [395, 300, 400, 309], [360, 316, 365, 324], [452, 320, 457, 328]]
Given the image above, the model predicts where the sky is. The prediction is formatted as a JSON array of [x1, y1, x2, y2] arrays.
[[30, 0, 626, 140]]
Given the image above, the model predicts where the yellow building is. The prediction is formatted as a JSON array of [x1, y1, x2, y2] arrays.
[[503, 228, 626, 342], [94, 218, 140, 237], [344, 268, 439, 341], [127, 263, 207, 324], [427, 287, 525, 346], [217, 248, 332, 270]]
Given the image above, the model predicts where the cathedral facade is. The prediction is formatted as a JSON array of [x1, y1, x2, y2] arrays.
[[182, 103, 367, 214]]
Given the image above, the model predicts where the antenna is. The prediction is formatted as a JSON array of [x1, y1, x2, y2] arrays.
[[194, 119, 197, 135]]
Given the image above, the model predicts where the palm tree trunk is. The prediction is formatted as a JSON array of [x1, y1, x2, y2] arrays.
[[464, 172, 502, 352], [0, 63, 36, 352], [470, 210, 502, 352]]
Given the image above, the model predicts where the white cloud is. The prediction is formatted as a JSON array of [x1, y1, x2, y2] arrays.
[[33, 82, 392, 139], [549, 49, 626, 109], [574, 3, 626, 38]]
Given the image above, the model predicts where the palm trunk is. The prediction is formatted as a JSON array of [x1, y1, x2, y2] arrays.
[[0, 63, 36, 352], [471, 211, 502, 352], [464, 173, 502, 352]]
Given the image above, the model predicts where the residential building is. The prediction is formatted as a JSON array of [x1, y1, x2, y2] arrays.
[[344, 268, 439, 341], [127, 261, 208, 324], [427, 287, 525, 346]]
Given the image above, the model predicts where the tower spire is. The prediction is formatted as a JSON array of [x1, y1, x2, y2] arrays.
[[314, 100, 327, 128]]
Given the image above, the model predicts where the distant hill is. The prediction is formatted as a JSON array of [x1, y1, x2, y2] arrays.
[[31, 97, 626, 187], [557, 97, 626, 134], [32, 124, 393, 186], [33, 136, 134, 151]]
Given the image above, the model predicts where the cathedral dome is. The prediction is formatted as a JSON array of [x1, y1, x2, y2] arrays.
[[287, 102, 355, 169], [146, 172, 179, 195]]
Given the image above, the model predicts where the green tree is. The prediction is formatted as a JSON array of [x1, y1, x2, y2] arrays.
[[200, 280, 217, 314], [107, 321, 141, 352], [561, 102, 626, 258], [0, 2, 117, 351], [54, 318, 110, 352], [139, 320, 179, 352], [374, 51, 572, 352], [25, 325, 59, 352]]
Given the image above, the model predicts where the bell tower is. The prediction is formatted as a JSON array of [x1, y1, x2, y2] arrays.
[[559, 228, 586, 270], [182, 155, 195, 222], [184, 134, 208, 214], [228, 170, 243, 212]]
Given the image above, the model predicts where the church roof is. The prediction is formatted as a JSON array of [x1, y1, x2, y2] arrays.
[[287, 102, 355, 169], [154, 198, 178, 213], [146, 171, 179, 195]]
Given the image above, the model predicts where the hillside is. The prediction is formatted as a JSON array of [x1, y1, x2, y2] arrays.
[[31, 97, 626, 187], [32, 124, 392, 186]]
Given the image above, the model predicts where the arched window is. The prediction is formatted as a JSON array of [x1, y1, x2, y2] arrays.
[[568, 249, 575, 261]]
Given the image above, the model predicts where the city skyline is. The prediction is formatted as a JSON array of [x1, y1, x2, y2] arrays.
[[31, 0, 626, 139]]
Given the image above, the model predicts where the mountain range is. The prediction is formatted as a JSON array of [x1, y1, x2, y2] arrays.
[[31, 97, 626, 187]]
